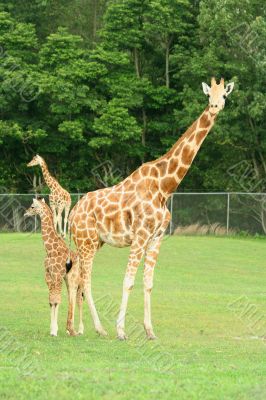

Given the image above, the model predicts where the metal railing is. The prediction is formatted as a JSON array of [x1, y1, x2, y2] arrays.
[[0, 192, 266, 236]]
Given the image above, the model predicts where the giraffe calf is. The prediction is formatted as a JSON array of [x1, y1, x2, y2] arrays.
[[24, 198, 83, 336]]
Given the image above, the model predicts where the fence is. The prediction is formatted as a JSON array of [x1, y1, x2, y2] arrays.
[[0, 192, 266, 236], [169, 192, 266, 236]]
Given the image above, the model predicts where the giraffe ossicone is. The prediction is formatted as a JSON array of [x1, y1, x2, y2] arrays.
[[27, 155, 71, 238], [69, 78, 234, 340]]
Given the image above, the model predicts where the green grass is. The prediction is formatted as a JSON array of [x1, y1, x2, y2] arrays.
[[0, 233, 266, 400]]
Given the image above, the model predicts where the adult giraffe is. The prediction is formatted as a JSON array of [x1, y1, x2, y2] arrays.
[[69, 78, 234, 340], [27, 155, 71, 238]]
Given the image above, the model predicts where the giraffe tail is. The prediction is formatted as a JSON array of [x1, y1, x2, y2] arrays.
[[66, 258, 72, 273], [66, 221, 73, 273]]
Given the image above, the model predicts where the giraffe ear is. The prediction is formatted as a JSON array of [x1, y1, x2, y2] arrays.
[[35, 196, 45, 203], [202, 82, 211, 96], [225, 82, 234, 96]]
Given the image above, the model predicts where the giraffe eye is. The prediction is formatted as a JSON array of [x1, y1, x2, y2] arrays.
[[223, 95, 227, 99]]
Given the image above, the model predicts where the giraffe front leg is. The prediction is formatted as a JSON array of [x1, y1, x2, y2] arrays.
[[143, 210, 170, 340], [50, 303, 55, 336], [50, 302, 60, 336], [45, 269, 58, 336], [117, 239, 146, 340], [49, 278, 62, 336], [143, 238, 162, 340]]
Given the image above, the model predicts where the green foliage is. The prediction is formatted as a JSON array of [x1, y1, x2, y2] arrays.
[[92, 98, 142, 148], [0, 1, 265, 193]]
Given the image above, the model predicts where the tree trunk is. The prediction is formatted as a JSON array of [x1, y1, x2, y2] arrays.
[[133, 47, 140, 79], [165, 36, 172, 88], [165, 42, 170, 88], [142, 109, 147, 147], [92, 0, 97, 40], [133, 46, 145, 161], [142, 109, 147, 162]]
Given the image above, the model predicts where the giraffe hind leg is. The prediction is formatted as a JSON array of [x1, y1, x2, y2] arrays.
[[66, 284, 78, 336], [77, 286, 84, 335], [79, 240, 107, 337], [63, 202, 71, 239], [57, 205, 64, 237]]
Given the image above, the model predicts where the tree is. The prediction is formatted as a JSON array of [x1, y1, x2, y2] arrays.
[[0, 11, 41, 190], [144, 0, 192, 88], [1, 0, 107, 45], [0, 0, 265, 198]]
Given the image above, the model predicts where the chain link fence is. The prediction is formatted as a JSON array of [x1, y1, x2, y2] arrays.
[[0, 192, 266, 236], [169, 192, 266, 236], [0, 193, 83, 234]]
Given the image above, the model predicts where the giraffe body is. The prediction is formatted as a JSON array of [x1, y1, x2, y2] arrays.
[[24, 199, 84, 336], [70, 78, 234, 339], [27, 155, 71, 237]]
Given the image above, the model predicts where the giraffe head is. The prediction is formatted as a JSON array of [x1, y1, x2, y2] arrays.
[[24, 198, 47, 217], [202, 77, 234, 115], [27, 154, 44, 167]]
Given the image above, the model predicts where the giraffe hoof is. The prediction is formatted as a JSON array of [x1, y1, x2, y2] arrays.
[[145, 328, 157, 340], [147, 334, 157, 340], [117, 334, 128, 341], [96, 328, 108, 337], [50, 333, 57, 337], [66, 329, 78, 336]]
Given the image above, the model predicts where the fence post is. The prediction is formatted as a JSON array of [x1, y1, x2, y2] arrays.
[[170, 194, 173, 235], [226, 193, 230, 235], [34, 193, 37, 233]]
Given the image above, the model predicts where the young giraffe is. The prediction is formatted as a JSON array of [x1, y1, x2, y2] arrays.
[[27, 155, 71, 238], [24, 198, 84, 336], [69, 78, 234, 340]]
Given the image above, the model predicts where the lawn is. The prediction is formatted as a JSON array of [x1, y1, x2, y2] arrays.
[[0, 233, 265, 400]]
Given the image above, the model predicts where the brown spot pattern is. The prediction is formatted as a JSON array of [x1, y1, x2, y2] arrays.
[[199, 113, 210, 128], [181, 145, 194, 165], [168, 158, 178, 174], [196, 130, 208, 145], [161, 177, 178, 194], [156, 161, 168, 176], [177, 166, 187, 179]]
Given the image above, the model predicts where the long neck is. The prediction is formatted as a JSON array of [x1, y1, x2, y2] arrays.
[[155, 106, 217, 197], [39, 211, 62, 255], [40, 160, 56, 190]]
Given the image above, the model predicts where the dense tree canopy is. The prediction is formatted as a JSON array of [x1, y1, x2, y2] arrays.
[[0, 0, 265, 193]]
